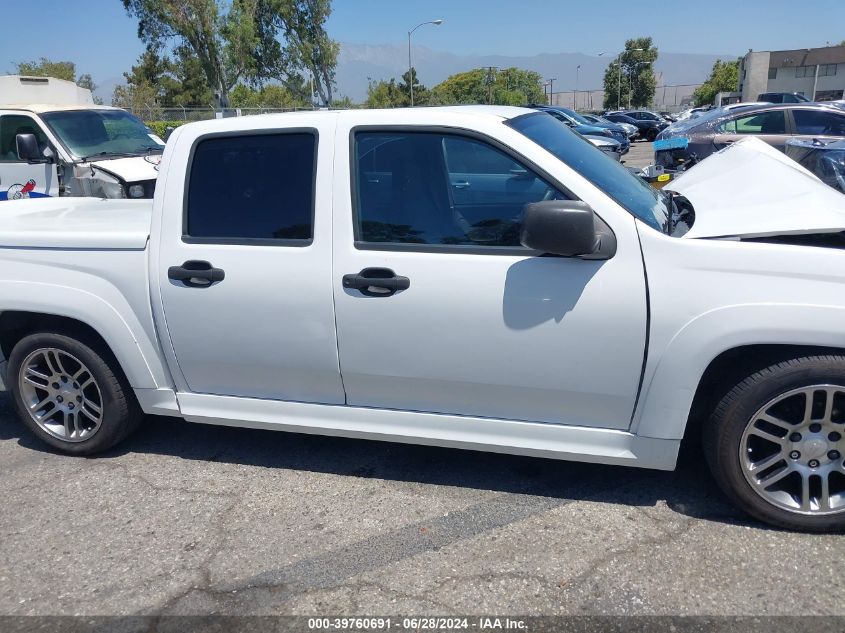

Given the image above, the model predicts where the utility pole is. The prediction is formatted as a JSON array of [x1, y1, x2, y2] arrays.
[[547, 78, 556, 105], [484, 67, 500, 104]]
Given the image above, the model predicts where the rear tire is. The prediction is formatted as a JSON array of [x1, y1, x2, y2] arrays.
[[704, 356, 845, 532], [8, 331, 142, 455]]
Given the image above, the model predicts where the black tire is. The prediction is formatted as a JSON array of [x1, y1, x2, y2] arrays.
[[646, 129, 658, 142], [703, 355, 845, 532], [8, 330, 142, 455]]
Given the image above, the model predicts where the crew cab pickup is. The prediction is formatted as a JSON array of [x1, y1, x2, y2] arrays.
[[2, 106, 845, 532]]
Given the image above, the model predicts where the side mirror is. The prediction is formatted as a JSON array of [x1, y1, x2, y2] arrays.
[[16, 133, 44, 163], [520, 200, 616, 259]]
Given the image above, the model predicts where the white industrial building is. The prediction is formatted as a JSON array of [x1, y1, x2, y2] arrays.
[[738, 45, 845, 102]]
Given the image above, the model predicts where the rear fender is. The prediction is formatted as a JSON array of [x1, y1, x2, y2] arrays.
[[0, 279, 167, 390]]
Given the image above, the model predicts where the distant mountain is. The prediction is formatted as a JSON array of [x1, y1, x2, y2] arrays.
[[336, 43, 739, 101]]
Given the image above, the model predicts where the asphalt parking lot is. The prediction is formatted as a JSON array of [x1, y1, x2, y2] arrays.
[[623, 140, 654, 169], [1, 390, 844, 618]]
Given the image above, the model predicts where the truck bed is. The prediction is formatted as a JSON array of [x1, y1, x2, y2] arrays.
[[0, 197, 151, 249]]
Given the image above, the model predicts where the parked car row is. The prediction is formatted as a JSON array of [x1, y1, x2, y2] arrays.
[[654, 102, 845, 169], [528, 105, 630, 157], [603, 110, 670, 141], [580, 113, 639, 139]]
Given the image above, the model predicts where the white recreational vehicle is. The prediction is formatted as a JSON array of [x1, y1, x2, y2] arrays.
[[0, 75, 164, 201]]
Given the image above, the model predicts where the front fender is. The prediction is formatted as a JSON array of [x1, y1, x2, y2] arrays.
[[632, 303, 845, 439]]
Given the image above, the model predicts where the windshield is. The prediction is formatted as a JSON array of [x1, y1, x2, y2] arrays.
[[40, 109, 164, 160], [508, 112, 669, 232]]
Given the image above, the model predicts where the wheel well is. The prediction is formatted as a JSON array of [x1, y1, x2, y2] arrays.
[[685, 344, 845, 444], [0, 312, 113, 364]]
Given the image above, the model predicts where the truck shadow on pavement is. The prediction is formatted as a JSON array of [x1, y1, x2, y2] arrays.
[[0, 396, 758, 530]]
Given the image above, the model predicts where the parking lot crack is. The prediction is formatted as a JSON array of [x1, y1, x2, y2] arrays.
[[555, 516, 695, 598]]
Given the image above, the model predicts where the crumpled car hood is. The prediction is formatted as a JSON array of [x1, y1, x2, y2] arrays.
[[90, 154, 161, 183], [669, 137, 845, 239]]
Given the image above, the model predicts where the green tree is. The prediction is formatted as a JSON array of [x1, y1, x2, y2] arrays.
[[602, 37, 658, 109], [13, 58, 76, 81], [112, 81, 162, 119], [113, 45, 212, 111], [692, 59, 740, 106], [398, 67, 429, 105], [431, 67, 544, 105], [229, 83, 306, 108], [269, 0, 339, 104], [365, 77, 405, 108], [121, 0, 338, 108], [330, 95, 355, 108], [170, 45, 215, 105], [602, 63, 630, 110]]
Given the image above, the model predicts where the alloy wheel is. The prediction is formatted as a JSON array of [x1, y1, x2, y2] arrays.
[[18, 348, 104, 442], [740, 385, 845, 515]]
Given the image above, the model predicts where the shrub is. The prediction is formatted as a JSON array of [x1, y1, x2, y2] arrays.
[[144, 120, 189, 138]]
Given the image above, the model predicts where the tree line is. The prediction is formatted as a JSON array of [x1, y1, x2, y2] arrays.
[[364, 67, 546, 108], [10, 5, 666, 113]]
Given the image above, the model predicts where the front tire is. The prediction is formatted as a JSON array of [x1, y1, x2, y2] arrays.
[[704, 356, 845, 532], [8, 331, 142, 455]]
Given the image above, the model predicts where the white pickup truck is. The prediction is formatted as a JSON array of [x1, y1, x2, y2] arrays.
[[2, 106, 845, 532]]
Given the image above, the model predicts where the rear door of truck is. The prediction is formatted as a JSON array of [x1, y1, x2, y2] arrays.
[[152, 117, 345, 405]]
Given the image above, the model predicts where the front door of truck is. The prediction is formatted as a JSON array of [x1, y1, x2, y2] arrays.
[[0, 113, 59, 201], [155, 126, 345, 404], [331, 126, 648, 429]]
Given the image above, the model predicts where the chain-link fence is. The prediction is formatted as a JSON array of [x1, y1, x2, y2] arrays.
[[549, 83, 701, 113]]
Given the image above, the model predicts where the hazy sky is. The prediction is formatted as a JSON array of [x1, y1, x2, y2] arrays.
[[1, 0, 843, 85]]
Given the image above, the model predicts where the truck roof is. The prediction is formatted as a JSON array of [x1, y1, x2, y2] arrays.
[[172, 105, 536, 133], [341, 105, 534, 120], [0, 75, 97, 108]]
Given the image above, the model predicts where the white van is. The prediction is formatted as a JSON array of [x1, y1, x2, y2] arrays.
[[0, 75, 164, 201]]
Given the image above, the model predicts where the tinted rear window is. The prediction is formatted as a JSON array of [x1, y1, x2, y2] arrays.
[[186, 133, 315, 242]]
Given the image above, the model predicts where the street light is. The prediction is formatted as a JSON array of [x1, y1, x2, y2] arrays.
[[575, 64, 581, 110], [599, 48, 643, 110], [408, 19, 444, 106]]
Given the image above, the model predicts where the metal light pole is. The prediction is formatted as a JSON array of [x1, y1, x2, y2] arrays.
[[408, 19, 444, 106], [575, 64, 580, 110], [547, 78, 557, 105]]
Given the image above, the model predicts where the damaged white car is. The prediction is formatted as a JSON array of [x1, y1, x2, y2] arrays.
[[1, 107, 845, 532], [0, 75, 162, 201]]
